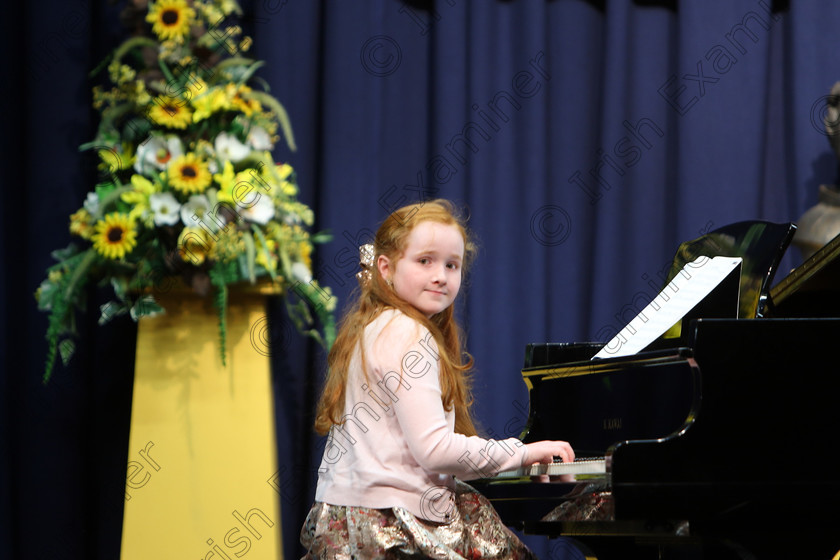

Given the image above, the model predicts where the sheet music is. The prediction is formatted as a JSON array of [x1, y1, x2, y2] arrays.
[[593, 256, 742, 360]]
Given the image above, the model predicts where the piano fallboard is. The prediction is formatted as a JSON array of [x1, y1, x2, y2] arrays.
[[519, 347, 700, 456]]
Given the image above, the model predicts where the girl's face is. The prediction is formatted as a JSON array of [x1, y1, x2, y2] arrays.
[[378, 221, 464, 317]]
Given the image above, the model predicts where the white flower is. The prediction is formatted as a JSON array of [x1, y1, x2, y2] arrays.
[[214, 132, 251, 163], [149, 192, 181, 226], [134, 135, 184, 175], [291, 261, 312, 284], [180, 194, 218, 231], [246, 126, 273, 151], [239, 192, 275, 225], [83, 192, 100, 214]]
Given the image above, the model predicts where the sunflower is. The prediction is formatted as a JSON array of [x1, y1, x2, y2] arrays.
[[146, 0, 195, 43], [226, 83, 262, 116], [91, 213, 138, 260], [149, 96, 193, 129], [177, 226, 214, 266], [168, 153, 212, 194]]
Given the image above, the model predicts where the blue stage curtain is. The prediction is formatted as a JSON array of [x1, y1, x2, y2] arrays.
[[3, 1, 840, 559]]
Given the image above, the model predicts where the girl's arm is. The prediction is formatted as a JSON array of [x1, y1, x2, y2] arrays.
[[375, 313, 573, 480]]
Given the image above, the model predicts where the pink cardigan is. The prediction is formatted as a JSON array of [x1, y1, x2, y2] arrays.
[[314, 309, 531, 522]]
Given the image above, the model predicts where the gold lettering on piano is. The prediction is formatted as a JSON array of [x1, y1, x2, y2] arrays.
[[602, 417, 622, 430]]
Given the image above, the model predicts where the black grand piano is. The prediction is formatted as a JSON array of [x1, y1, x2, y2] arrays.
[[472, 222, 840, 559]]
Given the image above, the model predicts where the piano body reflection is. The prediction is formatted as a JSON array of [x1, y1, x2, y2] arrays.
[[472, 222, 840, 559]]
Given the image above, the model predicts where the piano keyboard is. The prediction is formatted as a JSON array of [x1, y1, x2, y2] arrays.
[[493, 457, 607, 479]]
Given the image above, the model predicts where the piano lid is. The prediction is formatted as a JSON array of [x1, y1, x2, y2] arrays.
[[661, 221, 796, 320], [767, 229, 840, 317], [635, 221, 795, 352]]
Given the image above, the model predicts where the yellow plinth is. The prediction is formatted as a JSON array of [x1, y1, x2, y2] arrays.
[[121, 288, 282, 559]]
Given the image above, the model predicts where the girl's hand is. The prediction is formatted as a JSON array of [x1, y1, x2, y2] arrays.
[[524, 440, 575, 465]]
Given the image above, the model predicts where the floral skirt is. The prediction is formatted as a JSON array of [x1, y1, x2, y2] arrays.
[[299, 480, 537, 560]]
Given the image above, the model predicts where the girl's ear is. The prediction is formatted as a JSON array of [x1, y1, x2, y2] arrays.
[[377, 254, 391, 283]]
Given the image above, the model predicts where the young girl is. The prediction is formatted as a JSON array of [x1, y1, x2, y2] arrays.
[[300, 199, 574, 560]]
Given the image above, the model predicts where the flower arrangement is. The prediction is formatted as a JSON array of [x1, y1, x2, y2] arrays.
[[35, 0, 335, 381]]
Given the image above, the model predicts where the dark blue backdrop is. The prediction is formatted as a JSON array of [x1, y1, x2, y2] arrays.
[[3, 1, 839, 559]]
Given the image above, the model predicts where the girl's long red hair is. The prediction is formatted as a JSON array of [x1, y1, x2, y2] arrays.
[[314, 199, 479, 437]]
